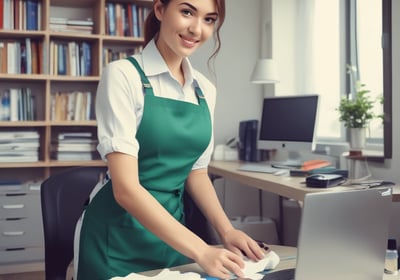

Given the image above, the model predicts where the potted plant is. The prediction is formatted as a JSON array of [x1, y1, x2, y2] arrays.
[[337, 65, 378, 151]]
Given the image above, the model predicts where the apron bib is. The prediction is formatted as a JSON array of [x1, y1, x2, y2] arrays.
[[76, 57, 212, 279]]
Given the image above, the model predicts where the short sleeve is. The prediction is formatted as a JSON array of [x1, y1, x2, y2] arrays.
[[96, 59, 143, 160]]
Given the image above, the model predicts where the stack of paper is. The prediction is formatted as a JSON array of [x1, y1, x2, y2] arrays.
[[0, 131, 40, 162], [52, 132, 98, 161]]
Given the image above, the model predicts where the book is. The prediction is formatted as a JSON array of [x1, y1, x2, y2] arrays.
[[26, 0, 38, 30], [55, 151, 93, 161], [290, 167, 349, 178], [58, 131, 92, 139], [30, 39, 39, 74], [107, 3, 116, 36], [300, 159, 332, 171], [0, 130, 40, 141], [0, 0, 3, 29], [7, 41, 17, 74], [55, 143, 97, 152], [82, 42, 91, 76], [272, 159, 331, 171], [9, 88, 19, 121], [0, 41, 7, 73]]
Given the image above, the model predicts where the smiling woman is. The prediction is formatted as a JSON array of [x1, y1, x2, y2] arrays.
[[73, 0, 266, 279]]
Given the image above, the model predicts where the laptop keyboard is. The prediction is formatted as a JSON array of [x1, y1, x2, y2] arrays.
[[262, 268, 295, 280]]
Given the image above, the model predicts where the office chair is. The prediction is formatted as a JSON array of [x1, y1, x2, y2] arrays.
[[40, 166, 218, 280], [41, 166, 105, 280]]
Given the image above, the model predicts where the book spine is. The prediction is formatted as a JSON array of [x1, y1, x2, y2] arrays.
[[107, 3, 116, 36], [9, 88, 19, 121], [26, 0, 38, 30]]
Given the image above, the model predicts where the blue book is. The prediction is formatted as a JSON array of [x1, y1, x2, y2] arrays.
[[82, 42, 91, 76], [107, 3, 116, 35], [26, 0, 38, 30], [131, 4, 139, 37], [57, 44, 66, 75]]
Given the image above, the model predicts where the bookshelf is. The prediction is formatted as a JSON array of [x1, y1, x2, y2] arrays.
[[0, 0, 152, 273]]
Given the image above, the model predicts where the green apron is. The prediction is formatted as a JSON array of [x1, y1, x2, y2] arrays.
[[76, 57, 212, 279]]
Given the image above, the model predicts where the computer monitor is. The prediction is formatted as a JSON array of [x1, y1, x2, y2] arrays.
[[258, 94, 319, 165]]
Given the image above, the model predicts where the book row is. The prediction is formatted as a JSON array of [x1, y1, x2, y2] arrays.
[[49, 41, 92, 76], [0, 0, 41, 31], [49, 17, 94, 35], [0, 38, 43, 74], [105, 2, 150, 37], [0, 88, 35, 121], [50, 91, 94, 121], [102, 45, 143, 67]]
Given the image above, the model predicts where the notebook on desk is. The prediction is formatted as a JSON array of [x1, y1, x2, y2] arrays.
[[237, 163, 280, 174], [262, 187, 392, 280]]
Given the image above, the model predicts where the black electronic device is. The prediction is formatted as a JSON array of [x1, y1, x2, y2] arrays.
[[262, 268, 295, 280], [238, 119, 258, 162], [258, 95, 319, 165], [305, 173, 345, 188]]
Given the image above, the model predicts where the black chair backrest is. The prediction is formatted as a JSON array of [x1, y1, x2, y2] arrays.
[[40, 166, 105, 280]]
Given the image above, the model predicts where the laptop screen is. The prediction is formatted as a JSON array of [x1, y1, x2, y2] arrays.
[[294, 188, 392, 280]]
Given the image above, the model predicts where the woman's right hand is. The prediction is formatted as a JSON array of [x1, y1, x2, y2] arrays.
[[195, 245, 245, 279]]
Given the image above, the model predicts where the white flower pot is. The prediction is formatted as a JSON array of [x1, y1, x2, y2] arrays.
[[349, 127, 366, 151]]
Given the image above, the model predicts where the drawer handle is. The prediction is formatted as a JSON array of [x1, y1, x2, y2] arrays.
[[3, 231, 25, 236], [3, 204, 25, 209]]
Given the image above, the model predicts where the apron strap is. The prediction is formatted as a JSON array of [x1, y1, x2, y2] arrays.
[[193, 81, 206, 105], [126, 56, 154, 96]]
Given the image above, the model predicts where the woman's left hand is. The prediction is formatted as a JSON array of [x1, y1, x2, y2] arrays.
[[221, 229, 265, 261]]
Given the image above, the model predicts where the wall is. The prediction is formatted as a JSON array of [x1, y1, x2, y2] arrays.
[[190, 0, 264, 145], [191, 0, 274, 222]]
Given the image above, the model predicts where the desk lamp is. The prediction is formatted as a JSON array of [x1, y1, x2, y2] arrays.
[[250, 58, 279, 84]]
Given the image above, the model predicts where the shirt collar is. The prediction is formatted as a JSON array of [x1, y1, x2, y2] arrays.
[[142, 39, 195, 86]]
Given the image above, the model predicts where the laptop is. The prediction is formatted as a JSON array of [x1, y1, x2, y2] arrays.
[[263, 187, 392, 280]]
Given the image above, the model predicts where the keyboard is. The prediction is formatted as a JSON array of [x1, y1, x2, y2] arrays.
[[262, 268, 295, 280], [237, 163, 280, 174]]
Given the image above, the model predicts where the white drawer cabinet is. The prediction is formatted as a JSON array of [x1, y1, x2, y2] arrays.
[[0, 187, 44, 264]]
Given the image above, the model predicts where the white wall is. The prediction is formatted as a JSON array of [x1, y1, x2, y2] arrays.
[[190, 0, 276, 222], [190, 0, 264, 145]]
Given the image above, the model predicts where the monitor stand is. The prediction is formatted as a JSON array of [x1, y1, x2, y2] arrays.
[[269, 149, 303, 169]]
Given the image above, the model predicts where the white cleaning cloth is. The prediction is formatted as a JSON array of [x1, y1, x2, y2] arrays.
[[110, 269, 203, 280], [110, 250, 280, 280], [235, 250, 280, 280]]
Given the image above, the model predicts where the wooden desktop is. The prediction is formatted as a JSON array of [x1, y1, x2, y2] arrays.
[[208, 160, 400, 202]]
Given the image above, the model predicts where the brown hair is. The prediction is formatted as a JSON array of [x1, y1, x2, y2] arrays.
[[144, 0, 226, 63]]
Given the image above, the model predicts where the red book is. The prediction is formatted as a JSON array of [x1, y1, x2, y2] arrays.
[[300, 159, 331, 171], [0, 0, 4, 29]]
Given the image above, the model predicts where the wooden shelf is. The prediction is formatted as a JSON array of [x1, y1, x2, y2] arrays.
[[0, 0, 148, 180], [0, 0, 151, 272]]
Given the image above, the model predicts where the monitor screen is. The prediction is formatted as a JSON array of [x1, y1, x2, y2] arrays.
[[258, 95, 319, 161]]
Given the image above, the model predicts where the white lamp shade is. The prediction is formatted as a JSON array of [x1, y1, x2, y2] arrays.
[[250, 58, 279, 84]]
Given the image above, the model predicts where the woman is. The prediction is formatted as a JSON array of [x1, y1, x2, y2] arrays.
[[74, 0, 265, 279]]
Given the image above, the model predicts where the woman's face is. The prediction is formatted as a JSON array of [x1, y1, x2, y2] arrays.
[[154, 0, 219, 62]]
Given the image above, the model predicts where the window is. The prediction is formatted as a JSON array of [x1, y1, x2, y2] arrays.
[[300, 0, 391, 158]]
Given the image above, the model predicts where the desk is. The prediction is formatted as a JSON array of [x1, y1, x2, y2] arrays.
[[141, 245, 399, 279], [208, 160, 400, 202]]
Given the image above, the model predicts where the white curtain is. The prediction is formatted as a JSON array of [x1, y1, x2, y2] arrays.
[[294, 0, 316, 94]]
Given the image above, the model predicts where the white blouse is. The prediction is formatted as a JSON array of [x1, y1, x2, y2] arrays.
[[96, 40, 216, 170]]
